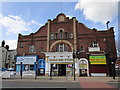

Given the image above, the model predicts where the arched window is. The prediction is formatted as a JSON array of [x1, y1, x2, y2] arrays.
[[90, 41, 99, 47], [59, 30, 64, 39], [40, 61, 45, 68], [29, 45, 36, 53], [38, 59, 45, 69], [56, 43, 68, 52]]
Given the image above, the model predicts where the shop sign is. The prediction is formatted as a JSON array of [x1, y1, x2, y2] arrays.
[[79, 64, 87, 69], [90, 55, 106, 64], [16, 55, 37, 64], [79, 60, 87, 69], [49, 59, 73, 63]]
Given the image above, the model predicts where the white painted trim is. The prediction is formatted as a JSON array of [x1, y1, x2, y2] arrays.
[[91, 73, 107, 77], [50, 40, 73, 52]]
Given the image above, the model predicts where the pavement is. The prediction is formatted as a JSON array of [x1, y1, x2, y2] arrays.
[[1, 75, 120, 90], [77, 77, 119, 89]]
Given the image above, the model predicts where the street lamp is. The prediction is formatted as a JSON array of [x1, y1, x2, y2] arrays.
[[106, 21, 110, 30]]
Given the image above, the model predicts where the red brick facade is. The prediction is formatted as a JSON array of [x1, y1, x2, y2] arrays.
[[17, 13, 117, 76]]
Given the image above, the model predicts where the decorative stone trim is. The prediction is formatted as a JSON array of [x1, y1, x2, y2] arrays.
[[50, 40, 73, 52]]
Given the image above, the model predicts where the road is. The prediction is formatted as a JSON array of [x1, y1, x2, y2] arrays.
[[2, 80, 80, 89]]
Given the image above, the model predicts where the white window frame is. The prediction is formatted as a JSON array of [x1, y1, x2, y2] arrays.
[[56, 43, 68, 52], [90, 42, 99, 47], [29, 45, 36, 53]]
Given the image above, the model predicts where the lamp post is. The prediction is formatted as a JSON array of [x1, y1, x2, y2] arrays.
[[73, 50, 80, 81], [73, 52, 76, 81], [20, 62, 23, 79], [50, 64, 53, 80], [111, 62, 115, 79], [35, 62, 37, 80]]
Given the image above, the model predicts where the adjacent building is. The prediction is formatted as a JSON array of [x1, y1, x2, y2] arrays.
[[0, 46, 16, 69], [16, 13, 117, 76]]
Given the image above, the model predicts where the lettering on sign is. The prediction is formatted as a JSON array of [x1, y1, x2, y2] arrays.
[[48, 59, 73, 62]]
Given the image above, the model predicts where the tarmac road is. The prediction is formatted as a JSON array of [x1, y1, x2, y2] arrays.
[[2, 80, 80, 88]]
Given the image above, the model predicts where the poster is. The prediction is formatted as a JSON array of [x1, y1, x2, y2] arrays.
[[90, 55, 106, 64]]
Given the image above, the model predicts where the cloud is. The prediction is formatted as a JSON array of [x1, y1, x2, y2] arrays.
[[27, 20, 43, 26], [0, 13, 42, 34], [75, 0, 119, 24], [66, 15, 72, 19], [5, 40, 17, 50]]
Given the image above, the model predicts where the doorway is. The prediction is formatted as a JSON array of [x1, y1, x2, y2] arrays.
[[79, 58, 89, 76], [58, 64, 66, 76]]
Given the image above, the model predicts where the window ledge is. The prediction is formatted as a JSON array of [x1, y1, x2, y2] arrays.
[[88, 47, 100, 51]]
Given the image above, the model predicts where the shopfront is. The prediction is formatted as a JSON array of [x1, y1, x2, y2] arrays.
[[37, 59, 46, 75], [89, 55, 107, 76], [79, 58, 89, 76], [44, 52, 75, 76], [16, 55, 38, 71]]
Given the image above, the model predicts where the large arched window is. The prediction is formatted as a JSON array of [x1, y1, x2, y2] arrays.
[[56, 43, 68, 52]]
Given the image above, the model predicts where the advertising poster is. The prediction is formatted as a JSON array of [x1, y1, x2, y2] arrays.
[[90, 55, 106, 64]]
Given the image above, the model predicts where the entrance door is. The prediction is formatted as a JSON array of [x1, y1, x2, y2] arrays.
[[58, 64, 66, 76], [79, 59, 89, 76]]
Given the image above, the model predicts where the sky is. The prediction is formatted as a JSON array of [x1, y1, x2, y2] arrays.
[[0, 0, 119, 56]]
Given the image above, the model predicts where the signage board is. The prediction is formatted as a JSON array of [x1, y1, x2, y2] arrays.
[[48, 59, 73, 63], [89, 55, 106, 64], [79, 60, 87, 69], [16, 55, 37, 64], [79, 64, 87, 69]]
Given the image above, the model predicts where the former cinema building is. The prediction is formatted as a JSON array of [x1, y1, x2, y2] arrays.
[[16, 13, 117, 77]]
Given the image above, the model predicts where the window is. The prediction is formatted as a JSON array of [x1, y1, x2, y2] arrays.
[[40, 48, 44, 53], [19, 42, 23, 48], [56, 43, 68, 52], [29, 45, 36, 53], [65, 32, 68, 39], [60, 30, 64, 39], [39, 60, 45, 68], [55, 33, 58, 39], [53, 64, 57, 69], [69, 33, 73, 38], [90, 41, 99, 47], [24, 65, 29, 71], [50, 33, 54, 40], [80, 46, 84, 52], [30, 65, 34, 70], [59, 43, 63, 52]]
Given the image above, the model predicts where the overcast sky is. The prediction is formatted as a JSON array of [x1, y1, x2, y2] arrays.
[[0, 0, 119, 50]]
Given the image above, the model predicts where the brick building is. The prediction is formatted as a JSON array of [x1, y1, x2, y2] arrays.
[[16, 13, 117, 76]]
